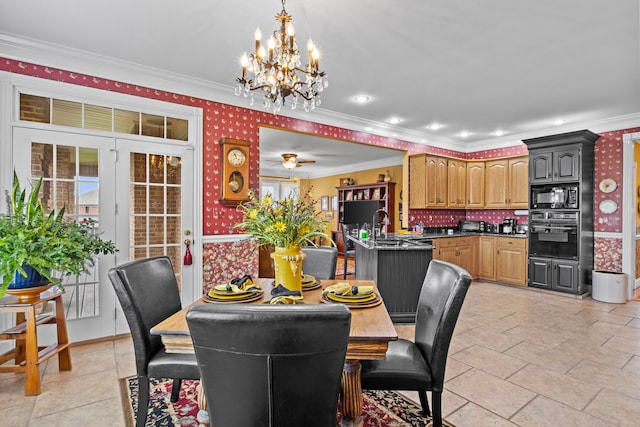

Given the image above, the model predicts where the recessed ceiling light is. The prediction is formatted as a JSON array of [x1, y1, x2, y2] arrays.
[[427, 123, 443, 130], [353, 95, 371, 103], [493, 130, 506, 137], [459, 131, 471, 138], [387, 117, 402, 125], [553, 119, 565, 126]]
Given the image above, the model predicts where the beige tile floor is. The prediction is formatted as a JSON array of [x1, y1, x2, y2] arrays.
[[2, 280, 640, 426]]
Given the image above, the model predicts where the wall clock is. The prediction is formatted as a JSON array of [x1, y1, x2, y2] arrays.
[[220, 138, 250, 206]]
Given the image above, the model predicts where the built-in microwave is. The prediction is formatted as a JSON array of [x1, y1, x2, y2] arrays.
[[530, 185, 578, 209]]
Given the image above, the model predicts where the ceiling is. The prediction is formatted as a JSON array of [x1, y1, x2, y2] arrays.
[[1, 0, 639, 177]]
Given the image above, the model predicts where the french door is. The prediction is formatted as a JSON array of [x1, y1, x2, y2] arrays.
[[12, 127, 195, 341]]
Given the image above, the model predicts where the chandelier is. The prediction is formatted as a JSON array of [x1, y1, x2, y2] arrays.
[[235, 0, 328, 113]]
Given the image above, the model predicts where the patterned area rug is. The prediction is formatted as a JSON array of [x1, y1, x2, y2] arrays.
[[335, 257, 356, 277], [120, 377, 455, 427]]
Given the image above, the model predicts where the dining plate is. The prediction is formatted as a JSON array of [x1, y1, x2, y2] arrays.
[[210, 283, 261, 296], [302, 279, 321, 291], [321, 292, 382, 308], [203, 290, 264, 303], [325, 291, 377, 303], [599, 199, 618, 214], [302, 274, 316, 284]]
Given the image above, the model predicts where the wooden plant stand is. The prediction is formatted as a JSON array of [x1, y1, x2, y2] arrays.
[[0, 288, 72, 395]]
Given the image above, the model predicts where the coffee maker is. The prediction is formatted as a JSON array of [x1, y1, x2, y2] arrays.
[[502, 218, 516, 234]]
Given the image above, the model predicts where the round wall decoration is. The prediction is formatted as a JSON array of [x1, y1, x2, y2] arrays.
[[598, 178, 617, 193], [599, 199, 618, 214]]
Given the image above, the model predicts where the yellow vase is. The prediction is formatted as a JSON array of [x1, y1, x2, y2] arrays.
[[271, 246, 306, 296]]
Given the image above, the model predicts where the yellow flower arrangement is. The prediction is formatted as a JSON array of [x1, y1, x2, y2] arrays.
[[235, 188, 329, 248]]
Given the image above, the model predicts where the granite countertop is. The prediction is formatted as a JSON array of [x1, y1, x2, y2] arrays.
[[347, 231, 527, 251]]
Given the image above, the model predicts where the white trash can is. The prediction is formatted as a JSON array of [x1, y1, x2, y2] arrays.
[[592, 271, 627, 303]]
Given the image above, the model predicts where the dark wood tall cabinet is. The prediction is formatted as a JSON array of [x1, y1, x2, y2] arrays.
[[523, 129, 599, 295]]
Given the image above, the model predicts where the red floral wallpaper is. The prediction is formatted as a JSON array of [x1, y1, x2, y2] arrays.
[[1, 57, 636, 279], [0, 57, 454, 235], [202, 239, 258, 294], [594, 238, 623, 272]]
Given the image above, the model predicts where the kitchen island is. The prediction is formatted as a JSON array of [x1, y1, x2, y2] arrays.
[[348, 231, 528, 322], [348, 233, 434, 323]]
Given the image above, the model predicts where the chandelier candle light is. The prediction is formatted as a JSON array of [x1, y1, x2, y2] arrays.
[[235, 0, 328, 113]]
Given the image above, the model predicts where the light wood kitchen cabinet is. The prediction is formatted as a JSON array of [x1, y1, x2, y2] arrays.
[[447, 159, 466, 208], [409, 154, 448, 209], [485, 156, 528, 208], [478, 236, 527, 286], [478, 236, 496, 280], [495, 237, 528, 286], [466, 161, 485, 208], [409, 154, 426, 209], [433, 236, 477, 278], [426, 156, 448, 208], [508, 157, 529, 208]]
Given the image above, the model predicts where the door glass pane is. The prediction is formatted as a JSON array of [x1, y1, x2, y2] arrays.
[[29, 141, 102, 321], [167, 156, 182, 185], [149, 186, 164, 214], [129, 151, 183, 285]]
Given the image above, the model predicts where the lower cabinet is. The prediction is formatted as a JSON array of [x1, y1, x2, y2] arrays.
[[478, 236, 496, 280], [479, 236, 528, 286], [529, 257, 579, 293], [496, 238, 528, 286], [433, 237, 478, 278]]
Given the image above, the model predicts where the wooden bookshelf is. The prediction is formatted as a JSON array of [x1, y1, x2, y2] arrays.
[[336, 182, 395, 232]]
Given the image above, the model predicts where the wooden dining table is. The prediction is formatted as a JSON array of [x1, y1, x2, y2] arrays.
[[151, 278, 398, 427]]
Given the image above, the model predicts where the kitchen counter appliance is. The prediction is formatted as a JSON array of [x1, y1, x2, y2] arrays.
[[502, 218, 516, 234], [459, 220, 485, 233], [531, 185, 579, 209]]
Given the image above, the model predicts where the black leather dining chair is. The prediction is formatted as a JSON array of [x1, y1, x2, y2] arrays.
[[301, 246, 338, 280], [186, 303, 351, 427], [108, 256, 200, 427], [341, 224, 357, 279], [360, 260, 472, 427]]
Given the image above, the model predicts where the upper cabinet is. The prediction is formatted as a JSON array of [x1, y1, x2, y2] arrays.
[[524, 130, 599, 187], [485, 156, 528, 209], [410, 155, 527, 209], [466, 162, 485, 208], [409, 154, 426, 209], [447, 159, 466, 208], [426, 156, 448, 208], [529, 148, 580, 184], [409, 154, 449, 209]]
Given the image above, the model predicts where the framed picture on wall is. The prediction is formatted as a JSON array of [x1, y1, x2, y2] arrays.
[[331, 195, 338, 211], [321, 196, 329, 211]]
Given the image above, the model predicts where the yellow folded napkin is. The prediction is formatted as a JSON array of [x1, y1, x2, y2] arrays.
[[325, 282, 373, 297], [269, 296, 300, 304], [213, 276, 261, 294]]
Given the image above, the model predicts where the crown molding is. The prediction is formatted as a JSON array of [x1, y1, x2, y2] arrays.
[[467, 112, 640, 152], [3, 33, 639, 155], [0, 33, 461, 149]]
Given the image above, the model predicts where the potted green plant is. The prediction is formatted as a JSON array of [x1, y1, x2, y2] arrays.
[[0, 172, 116, 298]]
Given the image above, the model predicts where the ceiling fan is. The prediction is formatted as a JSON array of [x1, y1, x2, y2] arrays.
[[280, 153, 316, 169]]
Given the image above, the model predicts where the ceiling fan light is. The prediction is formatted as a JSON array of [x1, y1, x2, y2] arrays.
[[282, 160, 297, 169]]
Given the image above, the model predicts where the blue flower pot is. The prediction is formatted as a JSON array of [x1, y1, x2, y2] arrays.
[[8, 265, 48, 289]]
